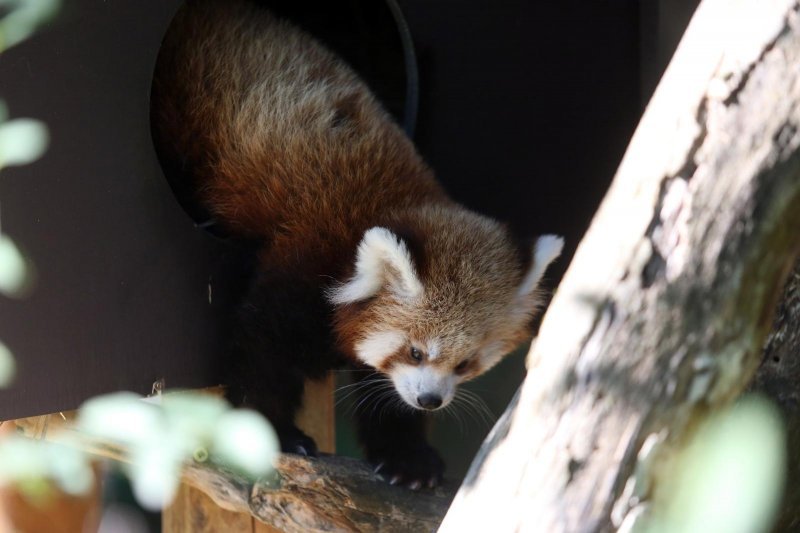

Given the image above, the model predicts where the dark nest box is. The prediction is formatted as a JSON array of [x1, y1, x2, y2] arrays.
[[0, 0, 225, 418], [0, 0, 415, 419], [0, 0, 644, 450]]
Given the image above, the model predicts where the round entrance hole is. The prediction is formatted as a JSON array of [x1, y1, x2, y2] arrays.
[[149, 0, 418, 238]]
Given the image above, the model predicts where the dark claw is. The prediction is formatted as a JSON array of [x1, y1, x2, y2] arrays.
[[294, 445, 309, 456], [368, 443, 444, 490], [278, 426, 318, 457]]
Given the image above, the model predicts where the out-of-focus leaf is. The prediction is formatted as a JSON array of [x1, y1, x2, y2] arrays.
[[127, 439, 182, 511], [77, 392, 162, 447], [0, 435, 48, 481], [0, 234, 34, 298], [0, 0, 60, 52], [0, 118, 49, 167], [0, 339, 16, 387], [161, 392, 228, 453], [212, 409, 279, 477], [0, 435, 94, 500], [647, 395, 785, 533], [44, 439, 94, 495], [76, 391, 278, 509]]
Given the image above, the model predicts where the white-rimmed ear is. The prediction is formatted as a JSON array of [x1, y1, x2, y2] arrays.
[[327, 227, 423, 305], [517, 234, 564, 298]]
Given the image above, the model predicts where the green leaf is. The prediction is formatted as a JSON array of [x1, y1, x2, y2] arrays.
[[0, 436, 94, 500], [0, 0, 61, 53], [77, 392, 162, 447], [647, 395, 786, 533], [0, 234, 34, 298], [0, 118, 49, 167], [0, 339, 16, 387], [212, 409, 279, 478], [127, 440, 182, 511]]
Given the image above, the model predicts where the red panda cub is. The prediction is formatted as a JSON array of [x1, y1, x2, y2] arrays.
[[152, 0, 563, 489]]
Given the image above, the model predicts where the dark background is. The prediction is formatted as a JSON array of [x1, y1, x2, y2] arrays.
[[0, 0, 698, 481]]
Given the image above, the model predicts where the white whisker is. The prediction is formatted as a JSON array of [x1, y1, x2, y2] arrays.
[[451, 388, 496, 429], [350, 381, 395, 417]]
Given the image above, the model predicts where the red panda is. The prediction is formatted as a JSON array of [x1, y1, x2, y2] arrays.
[[151, 0, 563, 489]]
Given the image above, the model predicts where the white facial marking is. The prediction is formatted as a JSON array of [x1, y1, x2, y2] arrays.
[[327, 227, 423, 305], [426, 338, 441, 361], [389, 364, 456, 410], [355, 330, 405, 367]]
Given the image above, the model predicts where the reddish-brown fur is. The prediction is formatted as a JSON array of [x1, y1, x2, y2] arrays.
[[152, 0, 446, 281], [151, 0, 560, 487]]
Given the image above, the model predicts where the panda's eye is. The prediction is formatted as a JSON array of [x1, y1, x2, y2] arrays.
[[410, 347, 423, 362], [454, 360, 470, 374]]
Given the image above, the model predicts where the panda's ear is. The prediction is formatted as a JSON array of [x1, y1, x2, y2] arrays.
[[327, 227, 423, 305], [516, 234, 564, 298]]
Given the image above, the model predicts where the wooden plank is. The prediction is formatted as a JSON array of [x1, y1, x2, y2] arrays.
[[0, 420, 101, 533], [296, 375, 335, 454], [164, 376, 335, 533], [164, 482, 254, 533], [0, 484, 101, 533]]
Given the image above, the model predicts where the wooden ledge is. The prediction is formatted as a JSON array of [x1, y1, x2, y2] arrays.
[[183, 454, 455, 533]]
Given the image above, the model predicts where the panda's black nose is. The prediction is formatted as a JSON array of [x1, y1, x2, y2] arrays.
[[417, 394, 443, 410]]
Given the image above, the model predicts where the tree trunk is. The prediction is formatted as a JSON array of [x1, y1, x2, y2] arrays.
[[749, 258, 800, 530], [440, 0, 800, 531]]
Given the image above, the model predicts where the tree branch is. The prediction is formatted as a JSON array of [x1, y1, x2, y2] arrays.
[[183, 455, 455, 533], [440, 1, 800, 531]]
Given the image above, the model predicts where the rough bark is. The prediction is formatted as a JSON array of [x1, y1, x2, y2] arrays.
[[182, 455, 454, 533], [440, 0, 800, 531], [749, 259, 800, 531]]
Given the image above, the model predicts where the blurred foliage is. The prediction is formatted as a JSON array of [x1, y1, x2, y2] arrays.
[[0, 435, 93, 501], [646, 395, 786, 533], [0, 0, 56, 386], [77, 391, 279, 511], [0, 116, 48, 168], [0, 339, 15, 387], [0, 233, 35, 298], [0, 0, 282, 518], [0, 0, 59, 53], [0, 392, 279, 511]]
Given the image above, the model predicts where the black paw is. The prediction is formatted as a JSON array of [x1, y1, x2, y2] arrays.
[[277, 426, 318, 457], [369, 443, 444, 490]]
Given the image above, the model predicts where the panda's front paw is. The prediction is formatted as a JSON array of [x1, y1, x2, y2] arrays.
[[370, 443, 444, 490], [277, 425, 318, 457]]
